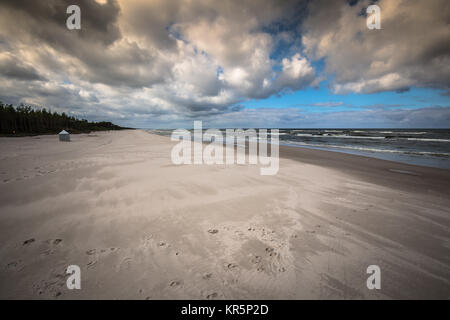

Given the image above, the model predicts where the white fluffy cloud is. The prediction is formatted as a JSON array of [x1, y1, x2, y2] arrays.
[[0, 0, 315, 123], [302, 0, 450, 94], [0, 0, 448, 127]]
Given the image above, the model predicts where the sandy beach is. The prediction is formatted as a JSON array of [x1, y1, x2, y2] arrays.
[[0, 130, 449, 299]]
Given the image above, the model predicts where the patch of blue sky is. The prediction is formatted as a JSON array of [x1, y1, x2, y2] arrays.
[[242, 82, 449, 113]]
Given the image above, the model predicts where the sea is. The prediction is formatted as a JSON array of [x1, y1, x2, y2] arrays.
[[148, 129, 450, 170]]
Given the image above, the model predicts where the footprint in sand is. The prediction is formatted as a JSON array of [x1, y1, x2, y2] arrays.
[[23, 238, 35, 246], [265, 247, 274, 254], [169, 280, 182, 288], [41, 249, 54, 256], [85, 247, 119, 269], [143, 236, 178, 252], [86, 249, 97, 255], [227, 263, 238, 271], [5, 260, 24, 272], [244, 245, 288, 275], [6, 261, 18, 269], [30, 239, 64, 256], [86, 247, 118, 255], [206, 292, 218, 299], [217, 224, 290, 276], [234, 230, 245, 237], [202, 273, 212, 280], [251, 255, 262, 264], [44, 239, 63, 246], [33, 266, 67, 298], [118, 257, 132, 271]]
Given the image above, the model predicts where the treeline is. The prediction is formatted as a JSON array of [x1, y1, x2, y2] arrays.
[[0, 102, 129, 135]]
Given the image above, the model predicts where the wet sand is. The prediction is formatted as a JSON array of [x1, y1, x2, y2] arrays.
[[0, 130, 449, 299]]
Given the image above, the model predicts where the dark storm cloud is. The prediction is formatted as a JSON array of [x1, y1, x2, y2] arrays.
[[0, 0, 121, 45], [0, 0, 169, 89], [302, 0, 450, 94], [0, 55, 45, 81], [0, 0, 448, 127]]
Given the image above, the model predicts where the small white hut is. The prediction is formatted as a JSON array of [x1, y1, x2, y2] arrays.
[[59, 130, 70, 142]]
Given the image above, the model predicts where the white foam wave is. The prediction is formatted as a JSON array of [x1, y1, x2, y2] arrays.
[[289, 142, 450, 157], [406, 138, 450, 142], [296, 133, 384, 139]]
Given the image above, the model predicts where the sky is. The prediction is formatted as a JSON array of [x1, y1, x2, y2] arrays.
[[0, 0, 449, 128]]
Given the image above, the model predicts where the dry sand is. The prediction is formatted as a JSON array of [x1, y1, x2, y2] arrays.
[[0, 130, 449, 299]]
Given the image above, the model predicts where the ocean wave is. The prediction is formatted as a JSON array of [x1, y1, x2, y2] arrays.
[[288, 142, 450, 157], [290, 130, 310, 133], [406, 138, 450, 142], [330, 135, 385, 140], [293, 134, 450, 142], [268, 132, 287, 135], [296, 133, 385, 139]]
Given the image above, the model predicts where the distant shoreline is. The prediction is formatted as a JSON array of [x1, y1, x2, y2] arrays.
[[148, 128, 450, 170], [146, 130, 450, 194]]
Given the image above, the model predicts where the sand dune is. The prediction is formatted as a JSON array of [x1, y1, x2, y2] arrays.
[[0, 130, 449, 299]]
